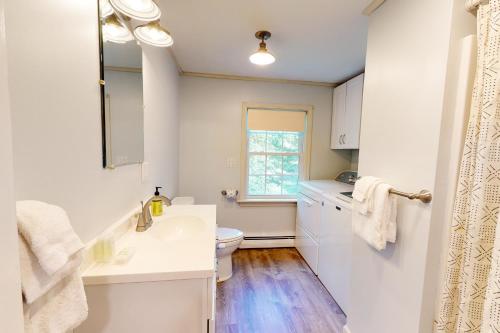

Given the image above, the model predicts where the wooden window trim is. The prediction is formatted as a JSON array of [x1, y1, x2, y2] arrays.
[[239, 102, 313, 205]]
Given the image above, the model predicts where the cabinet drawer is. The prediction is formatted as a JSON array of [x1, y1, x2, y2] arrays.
[[296, 193, 321, 238], [295, 224, 319, 274]]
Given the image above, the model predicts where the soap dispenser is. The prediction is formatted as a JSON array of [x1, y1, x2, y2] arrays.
[[151, 186, 164, 216]]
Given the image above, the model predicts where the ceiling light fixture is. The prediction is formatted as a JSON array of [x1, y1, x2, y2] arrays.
[[134, 20, 174, 47], [109, 0, 161, 22], [102, 14, 134, 44], [99, 0, 114, 18], [249, 31, 276, 66]]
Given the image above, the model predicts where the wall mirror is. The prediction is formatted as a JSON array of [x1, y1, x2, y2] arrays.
[[98, 2, 144, 168]]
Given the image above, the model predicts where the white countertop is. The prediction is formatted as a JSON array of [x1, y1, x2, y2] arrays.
[[82, 205, 216, 285], [300, 180, 354, 204]]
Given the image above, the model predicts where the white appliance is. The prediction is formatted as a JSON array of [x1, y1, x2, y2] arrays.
[[296, 189, 323, 274], [295, 172, 355, 276], [318, 195, 352, 314]]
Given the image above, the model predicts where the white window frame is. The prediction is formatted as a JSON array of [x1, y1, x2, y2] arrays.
[[239, 103, 313, 205]]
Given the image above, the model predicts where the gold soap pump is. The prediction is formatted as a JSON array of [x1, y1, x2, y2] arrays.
[[151, 186, 164, 216]]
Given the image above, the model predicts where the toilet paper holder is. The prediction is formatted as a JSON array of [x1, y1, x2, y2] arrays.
[[221, 190, 239, 197]]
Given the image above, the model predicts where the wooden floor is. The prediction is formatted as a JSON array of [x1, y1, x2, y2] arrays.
[[216, 248, 346, 333]]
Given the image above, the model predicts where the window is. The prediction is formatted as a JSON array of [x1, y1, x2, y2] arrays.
[[240, 104, 313, 202]]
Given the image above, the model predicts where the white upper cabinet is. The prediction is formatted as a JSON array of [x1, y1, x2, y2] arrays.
[[330, 73, 364, 149], [331, 83, 347, 148]]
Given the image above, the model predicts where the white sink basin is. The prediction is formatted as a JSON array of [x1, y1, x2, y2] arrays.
[[150, 215, 208, 241]]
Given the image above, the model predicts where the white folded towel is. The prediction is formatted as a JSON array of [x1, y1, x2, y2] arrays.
[[19, 236, 83, 304], [17, 200, 88, 332], [24, 272, 88, 333], [352, 183, 398, 251], [17, 200, 84, 275], [352, 176, 383, 215]]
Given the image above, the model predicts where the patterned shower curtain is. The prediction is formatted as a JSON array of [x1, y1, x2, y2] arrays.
[[434, 0, 500, 332]]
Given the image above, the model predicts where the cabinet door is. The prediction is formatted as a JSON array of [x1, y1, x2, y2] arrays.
[[330, 83, 347, 149], [343, 74, 364, 149], [317, 200, 352, 314], [296, 193, 321, 238], [296, 224, 319, 274]]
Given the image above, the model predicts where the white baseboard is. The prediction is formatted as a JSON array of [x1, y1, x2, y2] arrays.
[[240, 238, 295, 249], [343, 325, 352, 333]]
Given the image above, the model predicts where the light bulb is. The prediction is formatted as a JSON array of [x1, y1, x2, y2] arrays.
[[134, 21, 173, 47], [102, 14, 134, 44], [109, 0, 161, 21], [249, 45, 276, 66]]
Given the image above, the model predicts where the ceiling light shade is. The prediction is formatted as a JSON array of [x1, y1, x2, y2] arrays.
[[249, 31, 276, 66], [134, 21, 173, 47], [109, 0, 161, 21], [99, 0, 114, 18], [102, 14, 134, 44]]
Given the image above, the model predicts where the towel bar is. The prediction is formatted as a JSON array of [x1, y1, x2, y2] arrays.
[[389, 189, 432, 203]]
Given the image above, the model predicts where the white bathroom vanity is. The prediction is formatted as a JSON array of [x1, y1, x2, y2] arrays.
[[76, 205, 217, 333]]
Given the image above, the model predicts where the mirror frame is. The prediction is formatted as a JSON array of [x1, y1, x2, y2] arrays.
[[97, 0, 107, 168]]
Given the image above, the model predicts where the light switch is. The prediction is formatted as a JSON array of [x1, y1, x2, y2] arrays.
[[226, 157, 238, 168]]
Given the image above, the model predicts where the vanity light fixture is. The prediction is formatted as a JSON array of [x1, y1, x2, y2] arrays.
[[102, 14, 134, 44], [249, 31, 276, 66], [99, 0, 114, 18], [133, 20, 173, 47], [109, 0, 161, 22]]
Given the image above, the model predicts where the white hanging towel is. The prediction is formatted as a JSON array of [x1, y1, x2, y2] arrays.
[[352, 182, 398, 251], [16, 200, 84, 275], [18, 236, 83, 304], [24, 272, 88, 333], [352, 176, 383, 215], [17, 200, 88, 332]]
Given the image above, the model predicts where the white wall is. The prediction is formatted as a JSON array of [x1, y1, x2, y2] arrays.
[[5, 0, 179, 242], [179, 77, 351, 236], [421, 0, 476, 328], [348, 0, 475, 332], [0, 0, 23, 330]]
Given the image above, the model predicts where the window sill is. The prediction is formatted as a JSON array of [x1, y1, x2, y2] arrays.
[[237, 198, 297, 207]]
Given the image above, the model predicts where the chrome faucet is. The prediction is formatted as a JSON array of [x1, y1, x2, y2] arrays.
[[136, 195, 172, 232]]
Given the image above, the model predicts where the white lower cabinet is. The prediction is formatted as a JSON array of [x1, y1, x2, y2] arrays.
[[76, 276, 216, 333], [295, 182, 353, 315], [318, 199, 352, 314], [295, 223, 319, 274], [296, 193, 322, 238]]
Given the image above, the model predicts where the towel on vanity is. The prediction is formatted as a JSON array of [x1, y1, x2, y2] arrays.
[[352, 183, 398, 251], [24, 272, 88, 333], [17, 200, 84, 275], [352, 176, 383, 215], [19, 236, 83, 304], [17, 200, 88, 332]]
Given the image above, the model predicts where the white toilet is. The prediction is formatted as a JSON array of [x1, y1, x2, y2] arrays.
[[216, 227, 244, 282]]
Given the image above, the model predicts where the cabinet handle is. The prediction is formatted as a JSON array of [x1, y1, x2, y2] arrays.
[[342, 134, 346, 144], [336, 206, 341, 211]]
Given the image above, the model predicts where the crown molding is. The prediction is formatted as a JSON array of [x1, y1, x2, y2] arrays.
[[362, 0, 386, 16], [180, 71, 336, 88]]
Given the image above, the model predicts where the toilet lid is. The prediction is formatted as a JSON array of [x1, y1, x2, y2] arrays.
[[217, 228, 243, 243]]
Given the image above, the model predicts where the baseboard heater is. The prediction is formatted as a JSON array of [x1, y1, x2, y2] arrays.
[[244, 236, 295, 240], [240, 236, 296, 248]]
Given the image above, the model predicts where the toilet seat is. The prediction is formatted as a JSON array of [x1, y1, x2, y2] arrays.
[[217, 227, 244, 243]]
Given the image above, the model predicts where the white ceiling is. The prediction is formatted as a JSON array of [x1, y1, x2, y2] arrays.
[[156, 0, 371, 83]]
